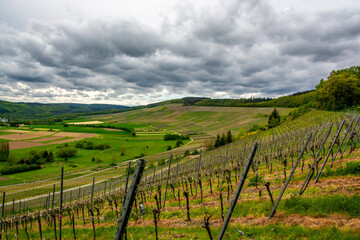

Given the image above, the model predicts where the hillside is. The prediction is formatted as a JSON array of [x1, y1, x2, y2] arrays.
[[0, 108, 359, 239], [90, 103, 292, 135], [180, 90, 316, 108], [0, 100, 128, 121]]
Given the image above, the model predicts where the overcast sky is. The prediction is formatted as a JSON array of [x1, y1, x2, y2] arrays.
[[1, 0, 359, 106]]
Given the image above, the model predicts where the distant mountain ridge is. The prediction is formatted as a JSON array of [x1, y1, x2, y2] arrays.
[[0, 100, 129, 121]]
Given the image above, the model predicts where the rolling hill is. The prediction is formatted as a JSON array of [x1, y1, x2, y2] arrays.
[[0, 100, 129, 120]]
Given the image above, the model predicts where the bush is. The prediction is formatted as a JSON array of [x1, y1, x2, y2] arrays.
[[164, 133, 181, 140], [75, 140, 111, 150], [175, 139, 183, 148], [1, 164, 41, 175], [164, 134, 190, 141], [192, 149, 199, 155], [157, 159, 166, 166], [249, 124, 265, 132], [184, 150, 190, 157], [57, 147, 78, 158]]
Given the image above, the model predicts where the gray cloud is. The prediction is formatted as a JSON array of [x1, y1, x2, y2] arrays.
[[0, 0, 359, 105]]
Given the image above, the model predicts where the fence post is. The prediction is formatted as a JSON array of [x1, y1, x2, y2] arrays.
[[0, 192, 5, 240], [220, 146, 229, 187], [299, 123, 333, 195], [91, 177, 95, 206], [269, 133, 312, 219], [330, 118, 354, 167], [122, 162, 131, 208], [150, 167, 156, 195], [114, 159, 146, 240], [163, 155, 172, 208], [315, 120, 345, 183], [195, 150, 202, 196], [339, 116, 360, 160], [59, 167, 64, 240], [217, 143, 258, 240], [78, 187, 81, 202]]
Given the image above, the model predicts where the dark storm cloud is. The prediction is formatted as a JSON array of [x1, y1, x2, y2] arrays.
[[0, 0, 359, 104]]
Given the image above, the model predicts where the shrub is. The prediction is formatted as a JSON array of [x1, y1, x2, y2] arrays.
[[175, 139, 183, 148], [192, 149, 199, 155], [249, 124, 265, 132], [57, 147, 78, 158], [164, 134, 190, 141], [0, 164, 41, 175], [109, 162, 117, 167], [157, 159, 166, 166], [184, 150, 190, 157]]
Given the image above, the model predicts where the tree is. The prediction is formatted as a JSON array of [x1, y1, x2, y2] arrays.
[[268, 108, 281, 128], [184, 150, 190, 157], [220, 133, 226, 146], [214, 134, 220, 148], [175, 139, 183, 148], [0, 142, 9, 162], [56, 147, 78, 158], [47, 151, 54, 162], [226, 130, 232, 143], [316, 67, 360, 110]]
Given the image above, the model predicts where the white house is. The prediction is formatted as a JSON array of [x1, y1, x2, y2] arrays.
[[0, 117, 9, 123]]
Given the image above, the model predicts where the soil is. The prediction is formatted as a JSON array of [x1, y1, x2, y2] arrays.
[[9, 141, 45, 149]]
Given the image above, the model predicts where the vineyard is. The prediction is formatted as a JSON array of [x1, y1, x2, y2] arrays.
[[1, 110, 360, 239]]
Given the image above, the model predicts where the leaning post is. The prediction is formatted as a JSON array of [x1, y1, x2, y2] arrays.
[[114, 159, 146, 240], [217, 143, 258, 240]]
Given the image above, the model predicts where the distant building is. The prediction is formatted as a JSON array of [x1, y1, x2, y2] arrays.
[[0, 117, 9, 123]]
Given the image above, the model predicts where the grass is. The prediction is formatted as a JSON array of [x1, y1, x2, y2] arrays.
[[4, 222, 359, 240], [282, 194, 360, 217], [323, 161, 360, 177]]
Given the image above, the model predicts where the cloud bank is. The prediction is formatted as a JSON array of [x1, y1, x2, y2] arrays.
[[1, 0, 359, 105]]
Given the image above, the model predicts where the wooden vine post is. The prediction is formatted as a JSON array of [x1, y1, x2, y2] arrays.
[[330, 118, 354, 167], [217, 142, 258, 240], [195, 150, 202, 196], [0, 192, 5, 240], [299, 123, 333, 195], [163, 154, 172, 209], [122, 162, 131, 208], [114, 159, 146, 240], [315, 120, 345, 183], [269, 132, 312, 218], [339, 116, 360, 161], [59, 166, 64, 240]]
